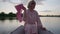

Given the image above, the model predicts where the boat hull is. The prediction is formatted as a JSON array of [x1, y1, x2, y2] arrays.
[[10, 25, 53, 34]]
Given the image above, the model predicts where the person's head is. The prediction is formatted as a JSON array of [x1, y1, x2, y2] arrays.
[[27, 0, 36, 10]]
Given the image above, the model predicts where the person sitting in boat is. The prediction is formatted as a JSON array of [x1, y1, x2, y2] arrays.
[[23, 0, 43, 34]]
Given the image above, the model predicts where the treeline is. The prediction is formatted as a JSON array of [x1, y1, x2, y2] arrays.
[[0, 12, 60, 20], [0, 12, 16, 17], [0, 12, 16, 20], [39, 15, 60, 17]]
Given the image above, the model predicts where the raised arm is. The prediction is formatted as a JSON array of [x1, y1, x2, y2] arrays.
[[23, 11, 27, 21], [22, 6, 27, 21]]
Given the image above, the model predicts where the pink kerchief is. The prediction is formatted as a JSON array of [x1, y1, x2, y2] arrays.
[[15, 4, 23, 22]]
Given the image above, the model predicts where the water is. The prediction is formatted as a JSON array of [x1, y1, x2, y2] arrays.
[[0, 17, 60, 34]]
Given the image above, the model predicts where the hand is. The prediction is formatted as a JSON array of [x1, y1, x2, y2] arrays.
[[17, 4, 26, 11], [22, 6, 26, 11]]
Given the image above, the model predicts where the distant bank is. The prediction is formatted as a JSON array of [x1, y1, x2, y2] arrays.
[[0, 12, 60, 20]]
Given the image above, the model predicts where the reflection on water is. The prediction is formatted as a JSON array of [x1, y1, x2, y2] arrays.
[[40, 17, 60, 34], [0, 17, 60, 34]]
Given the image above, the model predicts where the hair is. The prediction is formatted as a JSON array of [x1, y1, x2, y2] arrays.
[[27, 0, 36, 8]]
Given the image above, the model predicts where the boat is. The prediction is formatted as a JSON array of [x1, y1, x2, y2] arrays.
[[10, 25, 53, 34]]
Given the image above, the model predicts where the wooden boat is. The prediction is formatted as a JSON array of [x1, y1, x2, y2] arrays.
[[10, 25, 53, 34]]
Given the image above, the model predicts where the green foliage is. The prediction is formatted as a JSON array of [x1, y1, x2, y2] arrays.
[[0, 12, 16, 20]]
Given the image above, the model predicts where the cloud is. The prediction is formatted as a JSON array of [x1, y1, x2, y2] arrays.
[[0, 0, 45, 5]]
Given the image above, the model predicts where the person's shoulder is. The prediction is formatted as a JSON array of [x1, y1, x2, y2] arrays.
[[33, 10, 38, 14]]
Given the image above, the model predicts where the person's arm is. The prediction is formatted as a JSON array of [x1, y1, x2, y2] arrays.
[[36, 12, 43, 28], [23, 11, 27, 21], [22, 6, 27, 21]]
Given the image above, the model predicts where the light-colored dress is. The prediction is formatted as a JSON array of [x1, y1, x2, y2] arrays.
[[23, 9, 42, 34]]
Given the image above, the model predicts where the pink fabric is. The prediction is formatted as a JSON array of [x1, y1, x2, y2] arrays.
[[15, 4, 23, 22]]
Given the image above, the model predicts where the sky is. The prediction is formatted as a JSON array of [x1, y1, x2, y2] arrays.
[[0, 0, 60, 15]]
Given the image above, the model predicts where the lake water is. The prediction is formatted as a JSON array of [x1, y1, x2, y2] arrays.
[[0, 17, 60, 34]]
